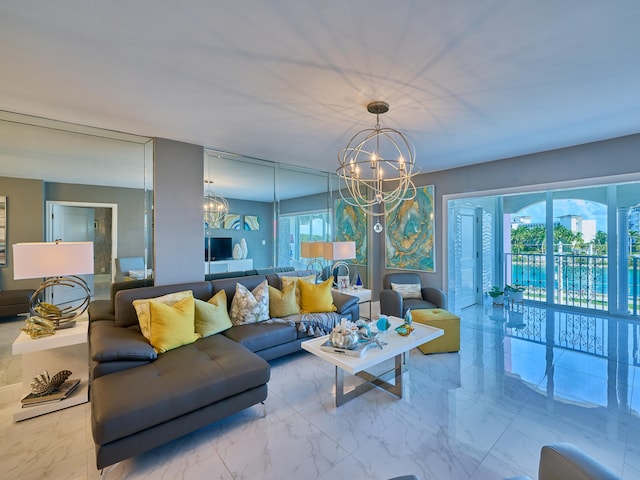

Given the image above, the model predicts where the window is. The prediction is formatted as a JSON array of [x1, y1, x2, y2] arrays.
[[277, 211, 331, 268]]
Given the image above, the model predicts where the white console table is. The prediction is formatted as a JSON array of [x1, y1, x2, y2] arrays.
[[12, 317, 89, 422], [205, 258, 253, 275]]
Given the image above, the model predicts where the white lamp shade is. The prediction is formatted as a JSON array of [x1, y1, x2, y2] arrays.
[[300, 241, 327, 258], [322, 241, 356, 261], [13, 242, 94, 279]]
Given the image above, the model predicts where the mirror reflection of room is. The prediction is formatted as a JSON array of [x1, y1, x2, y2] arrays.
[[0, 111, 153, 388]]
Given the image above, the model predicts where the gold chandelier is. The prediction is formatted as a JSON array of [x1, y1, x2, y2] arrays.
[[204, 180, 229, 228], [337, 101, 419, 232]]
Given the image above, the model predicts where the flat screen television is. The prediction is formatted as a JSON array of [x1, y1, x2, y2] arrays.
[[205, 237, 233, 261]]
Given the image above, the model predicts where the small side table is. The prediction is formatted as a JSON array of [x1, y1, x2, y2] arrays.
[[333, 287, 372, 320], [11, 317, 89, 422]]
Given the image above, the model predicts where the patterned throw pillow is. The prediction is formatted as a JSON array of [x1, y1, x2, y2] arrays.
[[230, 280, 270, 325], [390, 282, 422, 299]]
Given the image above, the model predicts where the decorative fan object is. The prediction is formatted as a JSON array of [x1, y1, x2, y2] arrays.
[[29, 370, 72, 395]]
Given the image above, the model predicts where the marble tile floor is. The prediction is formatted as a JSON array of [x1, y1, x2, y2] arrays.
[[1, 302, 640, 479]]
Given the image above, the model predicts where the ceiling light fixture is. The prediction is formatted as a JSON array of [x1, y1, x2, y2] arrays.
[[204, 180, 229, 228], [337, 101, 419, 233]]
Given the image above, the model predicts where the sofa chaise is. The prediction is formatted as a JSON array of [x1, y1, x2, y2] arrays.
[[89, 270, 359, 469]]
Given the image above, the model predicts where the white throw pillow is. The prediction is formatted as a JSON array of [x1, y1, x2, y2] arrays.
[[391, 282, 422, 299], [230, 280, 270, 325]]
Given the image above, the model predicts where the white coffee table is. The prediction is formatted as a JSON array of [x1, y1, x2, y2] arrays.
[[301, 316, 443, 406]]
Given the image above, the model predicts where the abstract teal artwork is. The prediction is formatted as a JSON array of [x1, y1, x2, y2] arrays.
[[335, 199, 367, 265], [244, 215, 259, 230], [385, 185, 435, 272], [223, 213, 241, 230]]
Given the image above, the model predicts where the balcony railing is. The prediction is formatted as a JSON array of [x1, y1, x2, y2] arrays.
[[506, 253, 640, 315]]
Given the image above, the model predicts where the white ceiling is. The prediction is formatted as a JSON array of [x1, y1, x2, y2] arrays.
[[1, 1, 639, 181]]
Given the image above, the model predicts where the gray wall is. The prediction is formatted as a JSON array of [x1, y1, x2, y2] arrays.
[[280, 191, 331, 215], [153, 138, 204, 285], [0, 176, 44, 290], [45, 182, 146, 263], [0, 178, 149, 289], [376, 132, 640, 294]]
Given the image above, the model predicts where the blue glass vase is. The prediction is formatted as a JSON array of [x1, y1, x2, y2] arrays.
[[404, 308, 412, 326]]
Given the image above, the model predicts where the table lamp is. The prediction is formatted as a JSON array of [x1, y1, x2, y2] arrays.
[[13, 241, 94, 329], [322, 241, 356, 288], [300, 241, 327, 280]]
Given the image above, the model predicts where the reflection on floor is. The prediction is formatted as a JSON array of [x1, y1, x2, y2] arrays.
[[1, 302, 639, 479]]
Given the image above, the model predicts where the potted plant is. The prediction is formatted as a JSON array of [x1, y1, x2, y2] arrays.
[[488, 286, 504, 306], [505, 284, 525, 303]]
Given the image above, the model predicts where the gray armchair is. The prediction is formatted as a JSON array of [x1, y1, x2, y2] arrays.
[[507, 443, 621, 480], [379, 272, 446, 318], [114, 256, 145, 282]]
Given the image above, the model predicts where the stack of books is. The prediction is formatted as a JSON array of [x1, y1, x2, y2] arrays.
[[21, 378, 81, 408]]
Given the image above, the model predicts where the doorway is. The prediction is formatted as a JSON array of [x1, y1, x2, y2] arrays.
[[457, 208, 481, 308], [46, 201, 118, 301]]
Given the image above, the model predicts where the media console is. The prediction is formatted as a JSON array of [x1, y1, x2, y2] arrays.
[[205, 259, 253, 274]]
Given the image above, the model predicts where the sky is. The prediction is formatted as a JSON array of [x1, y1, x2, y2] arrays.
[[518, 199, 608, 232]]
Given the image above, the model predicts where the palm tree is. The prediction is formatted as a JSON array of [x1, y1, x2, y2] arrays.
[[592, 230, 607, 255]]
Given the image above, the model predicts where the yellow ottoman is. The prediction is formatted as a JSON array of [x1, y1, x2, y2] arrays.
[[412, 309, 460, 354]]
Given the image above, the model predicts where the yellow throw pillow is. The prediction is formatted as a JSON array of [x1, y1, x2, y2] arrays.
[[147, 295, 200, 354], [268, 283, 300, 318], [298, 277, 336, 314], [133, 290, 193, 340], [280, 274, 316, 305], [194, 290, 232, 337]]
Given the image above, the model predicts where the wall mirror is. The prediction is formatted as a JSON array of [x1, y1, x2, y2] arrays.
[[204, 151, 275, 274], [0, 195, 5, 267], [0, 110, 153, 388], [204, 150, 367, 287]]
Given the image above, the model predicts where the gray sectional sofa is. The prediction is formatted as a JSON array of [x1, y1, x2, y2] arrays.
[[0, 288, 36, 318], [88, 270, 359, 469]]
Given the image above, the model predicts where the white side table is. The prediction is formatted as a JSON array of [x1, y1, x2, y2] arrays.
[[11, 317, 89, 422], [333, 287, 372, 320]]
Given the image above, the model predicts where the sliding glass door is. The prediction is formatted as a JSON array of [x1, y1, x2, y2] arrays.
[[447, 180, 640, 317]]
